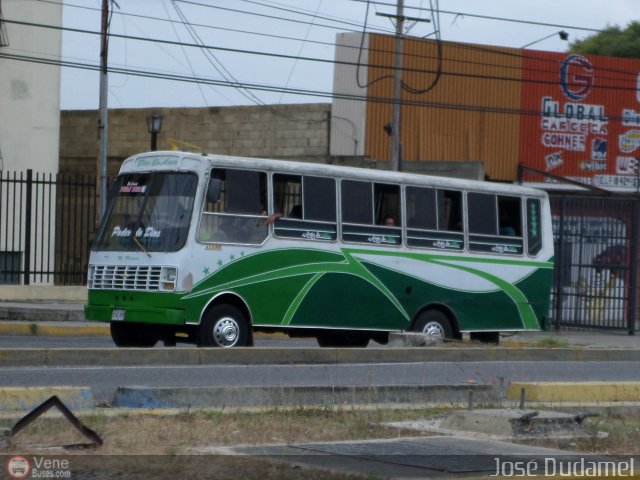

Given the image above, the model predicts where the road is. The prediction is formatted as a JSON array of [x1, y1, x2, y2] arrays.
[[0, 334, 319, 349], [2, 358, 639, 402]]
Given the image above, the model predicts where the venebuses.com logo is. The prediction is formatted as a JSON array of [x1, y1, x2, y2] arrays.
[[7, 456, 30, 479], [6, 456, 71, 479]]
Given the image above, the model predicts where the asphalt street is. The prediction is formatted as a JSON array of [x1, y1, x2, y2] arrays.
[[2, 360, 639, 403]]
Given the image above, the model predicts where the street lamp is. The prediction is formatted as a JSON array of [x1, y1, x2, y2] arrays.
[[521, 30, 569, 49], [146, 113, 163, 151]]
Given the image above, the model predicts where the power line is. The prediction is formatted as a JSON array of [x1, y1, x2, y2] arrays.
[[347, 0, 605, 33], [36, 0, 635, 84], [5, 18, 639, 96], [174, 0, 394, 35], [2, 50, 638, 125]]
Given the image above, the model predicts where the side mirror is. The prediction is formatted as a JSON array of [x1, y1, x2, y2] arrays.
[[206, 179, 222, 204]]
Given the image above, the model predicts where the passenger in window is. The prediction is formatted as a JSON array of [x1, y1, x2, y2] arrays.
[[499, 211, 516, 236], [383, 214, 396, 226], [260, 203, 282, 224]]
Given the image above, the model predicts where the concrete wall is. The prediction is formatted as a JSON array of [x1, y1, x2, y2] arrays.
[[60, 104, 331, 176], [60, 103, 484, 180], [0, 0, 61, 172]]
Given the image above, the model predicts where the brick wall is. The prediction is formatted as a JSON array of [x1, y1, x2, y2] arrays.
[[60, 103, 331, 176]]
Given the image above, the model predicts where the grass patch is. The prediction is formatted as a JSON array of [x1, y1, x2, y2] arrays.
[[3, 406, 639, 478], [532, 336, 571, 348], [2, 405, 446, 455]]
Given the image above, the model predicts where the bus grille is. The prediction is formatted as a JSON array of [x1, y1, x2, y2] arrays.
[[91, 265, 163, 291]]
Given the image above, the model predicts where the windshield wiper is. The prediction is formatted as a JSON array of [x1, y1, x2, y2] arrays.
[[132, 235, 151, 258]]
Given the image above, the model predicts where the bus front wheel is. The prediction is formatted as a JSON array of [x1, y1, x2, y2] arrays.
[[198, 304, 249, 347], [412, 310, 454, 342]]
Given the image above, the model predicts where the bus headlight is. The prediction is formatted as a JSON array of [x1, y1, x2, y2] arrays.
[[160, 266, 178, 291]]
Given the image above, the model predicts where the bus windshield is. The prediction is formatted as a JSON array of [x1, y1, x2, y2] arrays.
[[94, 172, 198, 253]]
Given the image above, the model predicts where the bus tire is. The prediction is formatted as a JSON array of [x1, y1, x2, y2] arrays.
[[110, 322, 158, 348], [412, 310, 454, 342], [198, 304, 249, 347], [316, 332, 370, 348]]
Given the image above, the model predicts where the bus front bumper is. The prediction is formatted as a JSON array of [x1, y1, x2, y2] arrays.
[[84, 304, 185, 325]]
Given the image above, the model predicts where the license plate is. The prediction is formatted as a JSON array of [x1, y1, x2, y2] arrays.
[[111, 309, 125, 321]]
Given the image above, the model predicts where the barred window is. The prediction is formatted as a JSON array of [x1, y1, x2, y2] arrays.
[[0, 1, 8, 48]]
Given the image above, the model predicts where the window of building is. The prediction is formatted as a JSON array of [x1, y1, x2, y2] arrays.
[[406, 187, 463, 250], [0, 1, 8, 48]]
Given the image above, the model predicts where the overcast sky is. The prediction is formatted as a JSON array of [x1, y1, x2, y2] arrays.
[[59, 0, 639, 110]]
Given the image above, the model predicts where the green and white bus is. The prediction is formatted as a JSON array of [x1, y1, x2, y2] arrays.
[[85, 151, 554, 348]]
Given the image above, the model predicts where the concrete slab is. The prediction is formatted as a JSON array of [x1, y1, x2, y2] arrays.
[[201, 435, 578, 478], [439, 409, 587, 437]]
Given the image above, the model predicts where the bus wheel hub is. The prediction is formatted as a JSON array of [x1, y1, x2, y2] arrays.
[[213, 317, 239, 346], [423, 322, 444, 340]]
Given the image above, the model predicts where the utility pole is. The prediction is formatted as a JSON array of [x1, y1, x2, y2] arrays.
[[377, 1, 430, 172], [391, 0, 404, 172], [97, 0, 109, 221]]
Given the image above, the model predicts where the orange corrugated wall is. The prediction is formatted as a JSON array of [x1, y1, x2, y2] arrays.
[[365, 34, 523, 181]]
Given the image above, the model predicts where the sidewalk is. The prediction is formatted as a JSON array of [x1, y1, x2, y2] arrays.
[[1, 300, 639, 349]]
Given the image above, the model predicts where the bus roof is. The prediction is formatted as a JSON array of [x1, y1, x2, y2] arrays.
[[121, 150, 548, 198]]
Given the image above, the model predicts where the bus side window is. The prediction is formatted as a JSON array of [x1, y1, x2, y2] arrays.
[[468, 192, 497, 235], [272, 174, 337, 241], [438, 189, 462, 232], [273, 174, 302, 220], [197, 168, 267, 245], [303, 176, 336, 223], [406, 187, 463, 250], [498, 196, 522, 237], [468, 192, 523, 255], [341, 180, 401, 246], [526, 198, 542, 255]]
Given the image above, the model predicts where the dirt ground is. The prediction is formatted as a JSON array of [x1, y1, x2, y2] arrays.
[[2, 406, 639, 479]]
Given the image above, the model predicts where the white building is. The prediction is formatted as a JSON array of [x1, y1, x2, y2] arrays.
[[0, 0, 62, 172], [0, 0, 62, 285]]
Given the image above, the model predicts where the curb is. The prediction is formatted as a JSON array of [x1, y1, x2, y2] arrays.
[[1, 347, 640, 367], [112, 384, 497, 409], [507, 381, 640, 403], [0, 386, 94, 412], [0, 347, 640, 367], [0, 322, 108, 337]]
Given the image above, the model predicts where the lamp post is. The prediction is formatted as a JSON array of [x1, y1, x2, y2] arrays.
[[522, 30, 569, 49], [147, 113, 163, 151]]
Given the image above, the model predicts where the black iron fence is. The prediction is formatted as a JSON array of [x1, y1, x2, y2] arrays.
[[0, 170, 97, 285], [1, 169, 638, 331], [550, 194, 638, 332]]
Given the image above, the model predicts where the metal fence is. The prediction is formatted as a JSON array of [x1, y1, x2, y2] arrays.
[[550, 194, 638, 332], [1, 169, 639, 331], [0, 170, 97, 285]]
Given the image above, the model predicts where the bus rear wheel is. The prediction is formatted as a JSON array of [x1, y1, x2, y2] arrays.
[[110, 322, 158, 348], [198, 304, 249, 347], [412, 310, 454, 342]]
